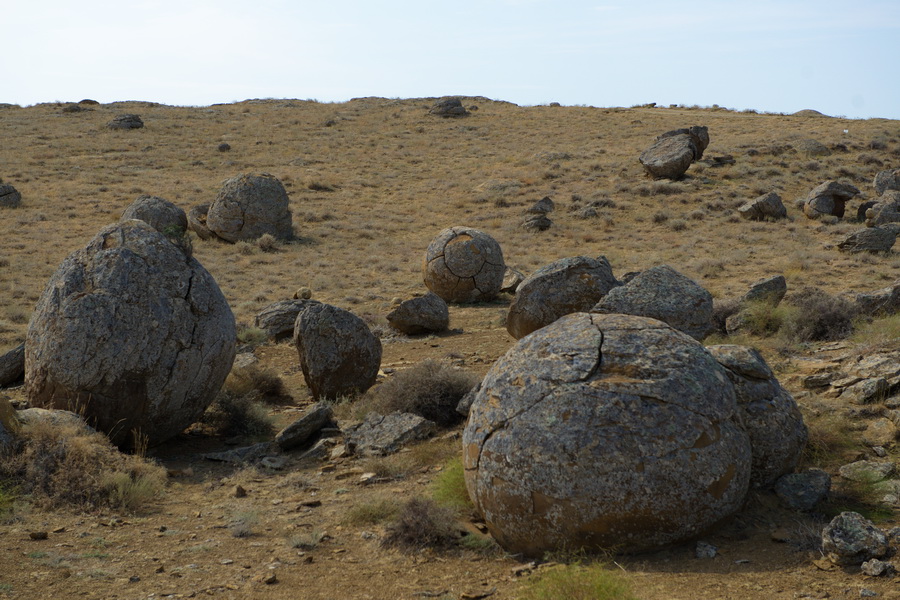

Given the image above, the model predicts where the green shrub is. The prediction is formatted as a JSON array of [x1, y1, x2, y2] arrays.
[[367, 360, 478, 426], [343, 495, 400, 526], [431, 457, 473, 514], [517, 563, 637, 600]]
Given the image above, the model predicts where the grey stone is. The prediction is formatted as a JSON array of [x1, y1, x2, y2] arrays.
[[25, 220, 236, 448], [17, 407, 93, 432], [455, 381, 480, 417], [796, 138, 831, 157], [0, 395, 18, 453], [506, 256, 619, 340], [187, 203, 215, 240], [708, 345, 807, 488], [255, 299, 319, 341], [346, 412, 436, 456], [423, 226, 505, 303], [500, 267, 526, 294], [822, 511, 890, 566], [232, 352, 258, 370], [207, 173, 293, 242], [695, 541, 718, 559], [849, 279, 900, 317], [837, 227, 896, 253], [774, 469, 831, 511], [742, 275, 787, 307], [803, 181, 860, 219], [0, 184, 22, 208], [275, 403, 335, 451], [293, 302, 382, 401], [107, 114, 144, 130], [838, 460, 896, 483], [861, 559, 895, 577], [738, 192, 787, 221], [526, 196, 555, 214], [121, 195, 187, 235], [864, 191, 900, 227], [639, 126, 709, 179], [463, 313, 751, 556], [522, 214, 552, 231], [874, 168, 900, 196], [592, 265, 713, 340], [0, 343, 24, 387], [429, 97, 469, 117], [386, 292, 449, 335], [203, 442, 276, 464], [841, 378, 890, 405]]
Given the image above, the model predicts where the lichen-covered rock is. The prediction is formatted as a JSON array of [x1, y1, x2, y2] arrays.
[[275, 403, 335, 451], [463, 313, 751, 556], [422, 227, 505, 303], [386, 292, 449, 335], [0, 183, 22, 208], [187, 203, 215, 240], [346, 412, 436, 455], [591, 265, 713, 340], [207, 173, 293, 242], [707, 345, 807, 488], [847, 279, 900, 317], [837, 226, 896, 253], [741, 275, 787, 306], [822, 512, 890, 566], [874, 168, 900, 196], [0, 342, 25, 387], [429, 97, 469, 117], [293, 302, 382, 401], [121, 195, 187, 234], [500, 266, 526, 294], [774, 469, 831, 511], [802, 181, 860, 219], [864, 190, 900, 227], [526, 196, 555, 215], [522, 214, 552, 232], [107, 114, 143, 130], [738, 191, 787, 221], [25, 220, 236, 448], [506, 256, 619, 340], [639, 126, 709, 180], [255, 299, 319, 341]]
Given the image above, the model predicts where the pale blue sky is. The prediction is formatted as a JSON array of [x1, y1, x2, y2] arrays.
[[4, 0, 899, 119]]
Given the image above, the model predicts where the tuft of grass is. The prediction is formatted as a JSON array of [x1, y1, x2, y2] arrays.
[[226, 366, 292, 405], [431, 457, 473, 514], [381, 498, 460, 551], [256, 233, 280, 252], [342, 495, 401, 526], [229, 510, 260, 538], [236, 325, 268, 345], [851, 313, 900, 347], [287, 528, 325, 550], [517, 563, 637, 600]]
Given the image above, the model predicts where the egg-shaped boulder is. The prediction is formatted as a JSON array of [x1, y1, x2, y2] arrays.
[[207, 173, 293, 242], [121, 195, 187, 235], [463, 313, 751, 556], [423, 227, 505, 303], [25, 220, 236, 448]]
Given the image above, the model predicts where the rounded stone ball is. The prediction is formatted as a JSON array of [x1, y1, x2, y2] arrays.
[[121, 194, 188, 235], [207, 173, 293, 242], [422, 226, 505, 303], [462, 312, 751, 556]]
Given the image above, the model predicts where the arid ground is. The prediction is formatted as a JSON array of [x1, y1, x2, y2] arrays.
[[0, 97, 899, 599]]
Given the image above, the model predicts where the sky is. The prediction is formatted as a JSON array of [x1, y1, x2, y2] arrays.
[[3, 0, 899, 119]]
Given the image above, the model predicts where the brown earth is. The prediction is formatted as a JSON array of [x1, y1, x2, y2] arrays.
[[0, 98, 899, 599]]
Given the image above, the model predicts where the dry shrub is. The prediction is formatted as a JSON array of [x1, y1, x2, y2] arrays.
[[367, 360, 478, 426], [780, 287, 856, 343], [0, 419, 166, 511], [201, 390, 274, 438], [226, 366, 291, 405], [381, 498, 460, 551], [256, 233, 280, 253], [710, 297, 742, 334]]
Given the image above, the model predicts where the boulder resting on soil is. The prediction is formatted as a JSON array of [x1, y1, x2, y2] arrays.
[[802, 181, 860, 219], [207, 173, 293, 242], [386, 292, 449, 335], [121, 195, 187, 235], [422, 226, 505, 303], [639, 126, 709, 180]]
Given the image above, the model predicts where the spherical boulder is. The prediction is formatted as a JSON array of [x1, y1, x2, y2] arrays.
[[423, 227, 505, 303], [463, 313, 751, 556], [293, 303, 382, 401], [506, 256, 619, 339], [25, 220, 236, 448], [107, 114, 143, 130], [207, 173, 293, 242], [386, 292, 449, 335], [121, 195, 187, 235]]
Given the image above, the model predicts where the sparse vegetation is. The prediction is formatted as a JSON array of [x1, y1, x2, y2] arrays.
[[200, 389, 274, 438], [381, 498, 460, 551], [431, 457, 473, 514], [517, 563, 637, 600]]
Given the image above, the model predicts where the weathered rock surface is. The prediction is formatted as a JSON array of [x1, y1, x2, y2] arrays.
[[526, 196, 555, 215], [846, 279, 900, 316], [386, 292, 449, 335], [506, 256, 619, 340], [803, 181, 860, 219], [591, 265, 713, 340], [522, 214, 552, 232], [463, 313, 751, 556], [24, 220, 236, 448], [837, 226, 896, 253], [707, 345, 807, 488], [839, 460, 895, 483], [500, 266, 526, 294], [187, 203, 214, 240], [121, 195, 188, 234], [255, 299, 319, 341], [346, 412, 436, 456], [774, 469, 831, 511], [738, 191, 787, 221], [0, 395, 18, 453], [429, 98, 469, 117], [639, 126, 709, 179], [742, 275, 787, 306], [0, 184, 22, 208], [822, 511, 890, 566], [874, 168, 900, 196], [864, 190, 900, 227], [275, 403, 335, 451], [207, 173, 293, 242], [16, 407, 93, 432], [107, 114, 144, 130], [293, 302, 382, 401], [0, 343, 25, 387], [422, 226, 505, 303]]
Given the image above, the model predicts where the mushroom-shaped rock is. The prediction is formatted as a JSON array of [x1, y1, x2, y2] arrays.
[[463, 313, 751, 556], [187, 203, 215, 240], [386, 292, 449, 335], [591, 265, 713, 340], [874, 168, 900, 196], [121, 195, 188, 235], [0, 184, 22, 208], [837, 227, 896, 253], [639, 126, 709, 180], [707, 345, 807, 488], [422, 227, 505, 303], [107, 114, 144, 130], [802, 181, 860, 219], [738, 191, 787, 221], [506, 256, 619, 340], [293, 302, 382, 401], [207, 173, 293, 242], [24, 220, 236, 448]]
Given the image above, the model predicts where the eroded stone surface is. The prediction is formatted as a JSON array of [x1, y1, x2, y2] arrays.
[[121, 195, 187, 234], [386, 292, 449, 335], [822, 512, 890, 566], [422, 227, 505, 303], [803, 181, 860, 219], [207, 173, 293, 242]]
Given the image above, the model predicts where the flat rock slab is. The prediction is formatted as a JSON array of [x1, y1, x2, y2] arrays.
[[345, 412, 436, 456], [275, 403, 335, 451]]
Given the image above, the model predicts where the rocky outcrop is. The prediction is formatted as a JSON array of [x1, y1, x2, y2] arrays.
[[275, 403, 336, 451], [107, 114, 144, 130], [121, 195, 187, 234], [463, 313, 750, 556], [822, 512, 890, 566], [429, 98, 469, 117], [864, 190, 900, 227], [802, 181, 860, 219], [422, 226, 505, 303], [345, 412, 436, 455], [874, 168, 900, 196], [837, 227, 896, 253], [742, 275, 787, 306], [386, 292, 449, 335], [25, 220, 236, 448], [207, 173, 293, 242], [639, 126, 709, 180], [738, 191, 787, 221]]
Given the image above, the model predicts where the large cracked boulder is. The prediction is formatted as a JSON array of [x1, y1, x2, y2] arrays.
[[25, 220, 236, 448], [121, 195, 187, 234], [422, 227, 505, 303], [506, 256, 619, 340], [639, 126, 709, 180], [386, 292, 449, 335], [293, 302, 382, 401], [837, 226, 896, 253], [802, 181, 860, 219], [591, 265, 713, 340], [707, 345, 807, 488], [206, 173, 293, 242], [463, 313, 751, 556]]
